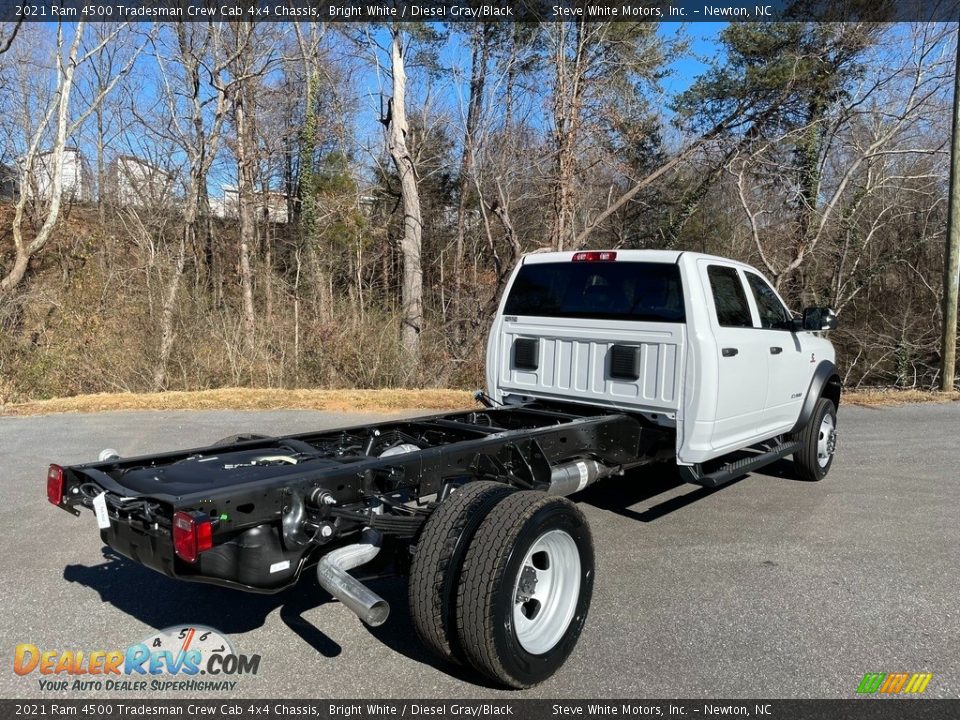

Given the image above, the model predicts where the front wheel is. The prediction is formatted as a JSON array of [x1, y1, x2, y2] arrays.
[[455, 492, 594, 689], [792, 397, 837, 481]]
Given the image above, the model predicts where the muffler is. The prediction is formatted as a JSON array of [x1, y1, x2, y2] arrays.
[[547, 459, 619, 496], [316, 529, 390, 627]]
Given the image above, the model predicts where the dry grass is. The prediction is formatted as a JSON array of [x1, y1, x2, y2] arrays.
[[0, 388, 478, 417], [1, 387, 957, 417], [842, 388, 960, 408]]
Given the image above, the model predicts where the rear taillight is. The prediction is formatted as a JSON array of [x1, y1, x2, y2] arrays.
[[572, 251, 617, 262], [47, 465, 64, 506], [172, 511, 214, 563]]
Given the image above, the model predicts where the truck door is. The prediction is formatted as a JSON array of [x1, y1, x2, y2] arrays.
[[743, 271, 810, 434], [701, 262, 769, 452]]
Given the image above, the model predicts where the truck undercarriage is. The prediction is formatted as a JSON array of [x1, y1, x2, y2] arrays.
[[50, 400, 671, 596]]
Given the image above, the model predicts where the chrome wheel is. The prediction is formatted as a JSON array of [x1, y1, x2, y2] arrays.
[[512, 529, 581, 655], [817, 413, 836, 468]]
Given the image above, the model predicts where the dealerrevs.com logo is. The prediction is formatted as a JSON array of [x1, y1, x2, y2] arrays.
[[856, 672, 933, 696], [14, 625, 261, 692]]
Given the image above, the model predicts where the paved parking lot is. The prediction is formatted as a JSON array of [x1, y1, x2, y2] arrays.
[[1, 403, 957, 698]]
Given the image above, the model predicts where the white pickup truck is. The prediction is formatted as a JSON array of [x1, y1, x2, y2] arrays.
[[50, 249, 840, 689], [488, 249, 841, 484]]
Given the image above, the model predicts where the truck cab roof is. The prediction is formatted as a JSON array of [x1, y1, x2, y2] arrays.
[[520, 249, 756, 271]]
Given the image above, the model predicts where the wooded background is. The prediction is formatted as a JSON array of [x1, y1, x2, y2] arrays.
[[0, 20, 956, 401]]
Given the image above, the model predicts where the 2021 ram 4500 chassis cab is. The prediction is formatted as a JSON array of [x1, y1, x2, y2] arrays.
[[48, 250, 841, 688]]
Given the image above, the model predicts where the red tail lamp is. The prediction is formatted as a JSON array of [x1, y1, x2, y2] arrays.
[[47, 464, 64, 506], [172, 511, 214, 563]]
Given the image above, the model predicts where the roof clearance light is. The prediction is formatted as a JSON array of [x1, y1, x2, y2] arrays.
[[572, 251, 617, 262]]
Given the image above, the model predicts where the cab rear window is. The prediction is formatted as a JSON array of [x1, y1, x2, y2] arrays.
[[503, 262, 685, 322]]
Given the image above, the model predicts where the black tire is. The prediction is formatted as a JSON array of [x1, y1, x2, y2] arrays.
[[211, 433, 271, 447], [792, 397, 837, 481], [409, 481, 516, 665], [455, 492, 594, 689]]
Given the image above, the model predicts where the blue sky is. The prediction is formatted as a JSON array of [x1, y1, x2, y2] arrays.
[[661, 21, 723, 95], [14, 21, 726, 197], [227, 21, 724, 195]]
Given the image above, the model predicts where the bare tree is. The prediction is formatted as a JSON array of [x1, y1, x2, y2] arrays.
[[450, 24, 495, 335], [229, 21, 259, 351], [942, 27, 960, 391], [381, 26, 424, 361], [1, 21, 143, 293], [730, 24, 953, 291], [545, 22, 666, 251], [79, 23, 133, 227], [0, 19, 22, 55], [146, 22, 235, 390]]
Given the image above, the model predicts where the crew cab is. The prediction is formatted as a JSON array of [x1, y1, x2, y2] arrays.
[[48, 250, 840, 689]]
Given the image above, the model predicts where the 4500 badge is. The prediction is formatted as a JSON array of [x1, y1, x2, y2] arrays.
[[14, 625, 261, 692]]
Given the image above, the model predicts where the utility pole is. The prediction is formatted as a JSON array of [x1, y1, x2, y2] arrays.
[[942, 26, 960, 391]]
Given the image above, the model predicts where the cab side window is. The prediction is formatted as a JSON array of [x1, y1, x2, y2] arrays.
[[746, 273, 793, 329], [707, 265, 752, 328]]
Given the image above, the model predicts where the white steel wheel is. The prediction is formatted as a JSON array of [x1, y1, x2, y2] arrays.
[[512, 529, 581, 656], [455, 492, 595, 688], [817, 413, 836, 468], [792, 397, 837, 481]]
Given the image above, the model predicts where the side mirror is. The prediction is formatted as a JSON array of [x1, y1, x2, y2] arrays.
[[802, 307, 838, 332]]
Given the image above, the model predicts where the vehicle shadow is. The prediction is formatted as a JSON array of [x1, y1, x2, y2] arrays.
[[62, 547, 497, 687], [361, 577, 506, 690], [573, 462, 733, 522], [63, 547, 342, 657], [752, 457, 813, 482], [575, 455, 805, 521]]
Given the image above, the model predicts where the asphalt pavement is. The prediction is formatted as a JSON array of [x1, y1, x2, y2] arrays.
[[1, 403, 957, 699]]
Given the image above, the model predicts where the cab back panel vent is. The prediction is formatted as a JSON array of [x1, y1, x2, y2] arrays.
[[513, 338, 539, 370], [609, 344, 641, 380]]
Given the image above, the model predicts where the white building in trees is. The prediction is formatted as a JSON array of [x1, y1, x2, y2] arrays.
[[213, 185, 289, 224], [20, 147, 92, 202], [107, 155, 175, 207]]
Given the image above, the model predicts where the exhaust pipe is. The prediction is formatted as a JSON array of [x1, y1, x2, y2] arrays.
[[316, 529, 390, 627]]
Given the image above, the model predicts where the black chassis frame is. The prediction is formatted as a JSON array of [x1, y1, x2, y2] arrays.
[[54, 401, 672, 593]]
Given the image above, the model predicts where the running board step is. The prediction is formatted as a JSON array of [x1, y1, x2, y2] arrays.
[[680, 441, 802, 489]]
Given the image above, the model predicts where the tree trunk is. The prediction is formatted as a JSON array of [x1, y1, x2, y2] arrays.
[[941, 30, 960, 391], [264, 210, 273, 324], [452, 25, 490, 338], [153, 152, 202, 390], [550, 21, 586, 252], [96, 107, 106, 228], [233, 24, 258, 353], [152, 229, 188, 390], [386, 29, 423, 362]]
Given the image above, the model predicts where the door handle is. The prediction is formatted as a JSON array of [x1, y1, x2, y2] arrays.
[[721, 347, 738, 357], [770, 346, 783, 355]]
